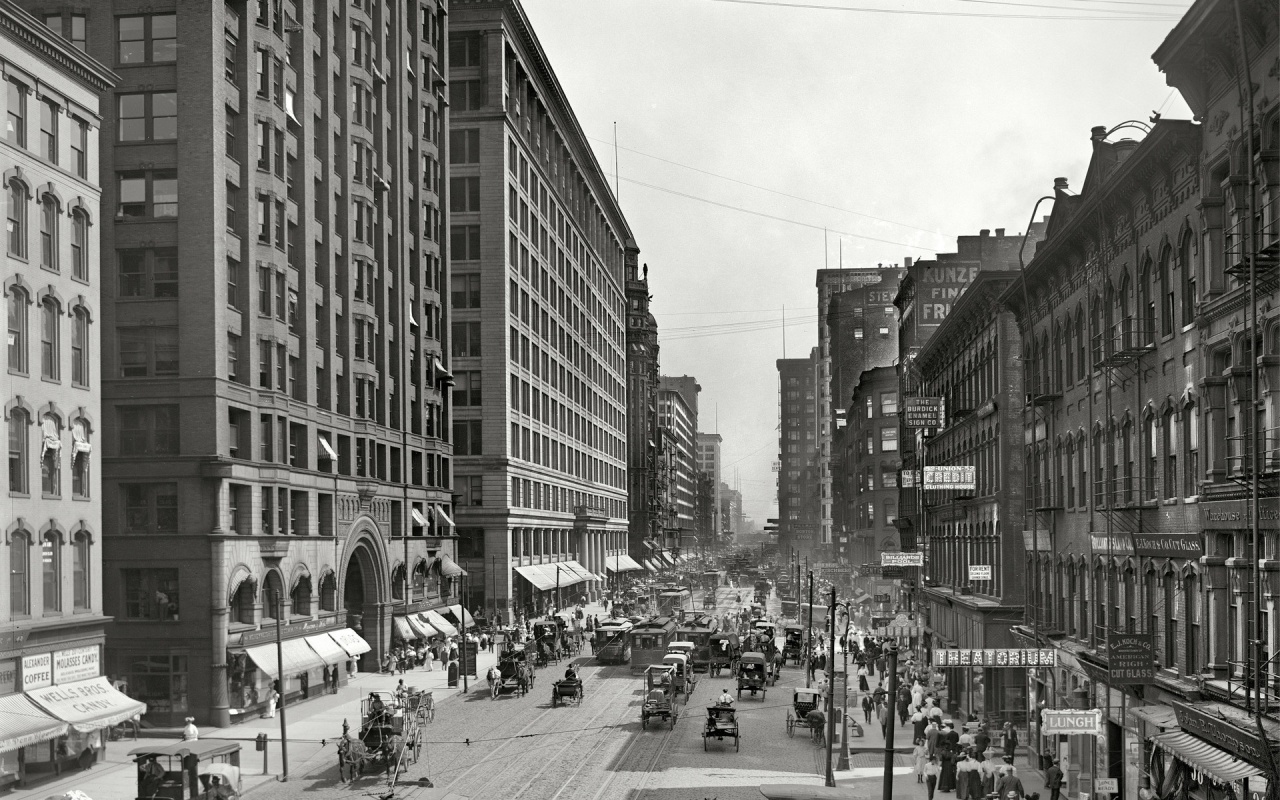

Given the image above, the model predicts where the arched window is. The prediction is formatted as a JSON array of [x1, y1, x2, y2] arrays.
[[1143, 414, 1156, 501], [1162, 409, 1176, 499], [1091, 298, 1104, 366], [7, 286, 27, 372], [318, 572, 336, 612], [40, 297, 58, 380], [1140, 259, 1155, 346], [39, 194, 57, 269], [391, 563, 406, 600], [230, 577, 255, 625], [412, 561, 427, 595], [10, 530, 30, 615], [1076, 307, 1087, 381], [1160, 246, 1175, 337], [72, 532, 90, 609], [71, 417, 91, 498], [1183, 403, 1199, 496], [40, 414, 60, 497], [8, 408, 28, 494], [71, 210, 88, 281], [42, 531, 60, 612], [7, 180, 27, 258], [1065, 438, 1075, 507], [1092, 429, 1105, 507], [71, 308, 89, 387], [262, 572, 284, 620], [291, 574, 311, 617], [1180, 232, 1196, 326], [1063, 317, 1074, 385], [1184, 572, 1200, 673]]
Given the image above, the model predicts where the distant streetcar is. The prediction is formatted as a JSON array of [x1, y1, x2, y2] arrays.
[[594, 620, 633, 665], [628, 616, 678, 673]]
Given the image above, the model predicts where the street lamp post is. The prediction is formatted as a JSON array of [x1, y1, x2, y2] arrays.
[[881, 643, 900, 800], [272, 589, 289, 781]]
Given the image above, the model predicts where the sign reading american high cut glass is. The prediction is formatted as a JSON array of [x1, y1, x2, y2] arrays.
[[933, 649, 1056, 667], [1040, 709, 1103, 736], [923, 465, 975, 490], [1105, 633, 1153, 685]]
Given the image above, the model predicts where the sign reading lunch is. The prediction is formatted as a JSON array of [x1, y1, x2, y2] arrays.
[[1041, 709, 1103, 736], [933, 649, 1057, 668]]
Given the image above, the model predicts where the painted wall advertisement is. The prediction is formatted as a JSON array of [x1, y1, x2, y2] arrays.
[[21, 653, 51, 690], [53, 645, 100, 684]]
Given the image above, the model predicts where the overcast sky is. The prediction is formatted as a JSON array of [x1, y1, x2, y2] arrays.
[[521, 0, 1194, 524]]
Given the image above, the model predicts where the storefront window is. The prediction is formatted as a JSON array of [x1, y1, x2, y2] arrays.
[[123, 569, 179, 620], [127, 654, 187, 716]]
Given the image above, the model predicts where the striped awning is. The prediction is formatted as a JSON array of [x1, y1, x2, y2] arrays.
[[26, 677, 147, 733], [392, 616, 416, 640], [423, 610, 457, 638], [445, 604, 476, 627], [407, 614, 438, 638], [1153, 731, 1264, 785], [305, 633, 349, 665], [0, 693, 66, 751]]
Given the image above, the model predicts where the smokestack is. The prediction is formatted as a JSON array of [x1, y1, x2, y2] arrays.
[[980, 229, 990, 237], [995, 228, 1005, 237], [904, 256, 913, 268]]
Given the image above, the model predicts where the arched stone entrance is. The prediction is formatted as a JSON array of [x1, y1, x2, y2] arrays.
[[339, 522, 389, 670]]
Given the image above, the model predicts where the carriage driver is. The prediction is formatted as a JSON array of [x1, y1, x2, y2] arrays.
[[717, 688, 735, 707], [564, 664, 579, 683]]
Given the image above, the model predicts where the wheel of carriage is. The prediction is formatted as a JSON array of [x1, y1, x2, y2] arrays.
[[735, 732, 740, 752], [671, 707, 679, 729], [703, 732, 709, 751], [641, 711, 648, 729]]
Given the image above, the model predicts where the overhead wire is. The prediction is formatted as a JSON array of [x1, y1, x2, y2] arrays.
[[703, 0, 1182, 19]]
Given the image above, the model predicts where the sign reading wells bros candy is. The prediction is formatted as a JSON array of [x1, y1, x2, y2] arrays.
[[933, 649, 1057, 668]]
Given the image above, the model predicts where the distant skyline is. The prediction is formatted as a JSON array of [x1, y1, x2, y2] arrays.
[[522, 0, 1193, 524]]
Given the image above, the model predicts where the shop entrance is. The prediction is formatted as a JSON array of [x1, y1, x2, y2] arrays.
[[342, 531, 385, 671]]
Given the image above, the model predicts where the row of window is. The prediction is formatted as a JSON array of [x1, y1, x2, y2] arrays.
[[7, 411, 92, 499], [7, 529, 91, 618], [5, 78, 90, 179], [509, 476, 625, 519], [6, 288, 91, 387], [7, 181, 91, 281]]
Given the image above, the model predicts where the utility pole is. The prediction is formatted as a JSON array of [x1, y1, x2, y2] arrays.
[[882, 643, 900, 800], [273, 590, 289, 781], [806, 571, 815, 688], [824, 585, 838, 787]]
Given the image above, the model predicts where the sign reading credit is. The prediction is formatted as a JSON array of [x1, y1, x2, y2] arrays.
[[933, 648, 1056, 667], [923, 465, 976, 491]]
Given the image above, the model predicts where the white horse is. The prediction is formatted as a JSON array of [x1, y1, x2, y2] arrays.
[[487, 665, 502, 698]]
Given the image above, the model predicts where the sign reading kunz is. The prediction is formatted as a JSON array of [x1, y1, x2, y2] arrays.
[[1106, 633, 1154, 685], [904, 397, 944, 428]]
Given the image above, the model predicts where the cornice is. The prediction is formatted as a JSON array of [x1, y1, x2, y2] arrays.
[[0, 4, 116, 93]]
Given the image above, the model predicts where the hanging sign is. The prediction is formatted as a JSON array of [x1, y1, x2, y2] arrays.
[[934, 648, 1057, 667], [904, 397, 944, 428], [1095, 779, 1118, 794], [881, 551, 923, 567], [923, 465, 975, 490], [1106, 633, 1154, 685], [1040, 709, 1103, 736]]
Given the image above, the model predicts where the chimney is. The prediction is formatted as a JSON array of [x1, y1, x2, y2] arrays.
[[980, 229, 990, 237], [995, 228, 1005, 237], [1054, 177, 1070, 200], [1090, 125, 1108, 142], [904, 256, 913, 268]]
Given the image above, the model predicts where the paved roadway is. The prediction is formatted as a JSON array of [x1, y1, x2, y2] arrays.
[[16, 583, 941, 800]]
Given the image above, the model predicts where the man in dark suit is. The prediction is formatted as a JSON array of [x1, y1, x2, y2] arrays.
[[1046, 759, 1064, 800]]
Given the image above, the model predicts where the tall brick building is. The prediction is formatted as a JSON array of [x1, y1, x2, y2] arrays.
[[625, 253, 659, 569], [449, 0, 633, 619], [24, 0, 458, 727], [777, 353, 819, 558]]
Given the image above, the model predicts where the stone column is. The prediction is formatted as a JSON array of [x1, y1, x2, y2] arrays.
[[210, 541, 230, 727]]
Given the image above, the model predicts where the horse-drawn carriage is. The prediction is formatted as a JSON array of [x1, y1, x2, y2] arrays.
[[488, 644, 534, 699], [702, 592, 717, 610], [749, 602, 766, 620], [703, 705, 740, 752], [708, 632, 741, 676], [785, 687, 826, 744], [550, 676, 584, 707], [783, 625, 805, 665], [737, 652, 768, 700], [337, 690, 423, 781], [662, 651, 696, 697], [640, 664, 679, 729], [130, 741, 242, 800]]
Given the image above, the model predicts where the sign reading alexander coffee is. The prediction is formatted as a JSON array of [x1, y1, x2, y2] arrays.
[[22, 653, 51, 690], [1172, 702, 1280, 768], [1040, 708, 1103, 736], [1106, 633, 1154, 685]]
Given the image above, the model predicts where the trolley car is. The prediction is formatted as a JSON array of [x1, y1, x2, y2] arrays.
[[627, 616, 678, 673], [675, 613, 721, 672], [593, 620, 633, 664]]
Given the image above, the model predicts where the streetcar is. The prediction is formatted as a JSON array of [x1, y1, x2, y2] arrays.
[[627, 616, 678, 673], [675, 613, 721, 672], [657, 589, 692, 618], [593, 619, 633, 665], [701, 570, 720, 593]]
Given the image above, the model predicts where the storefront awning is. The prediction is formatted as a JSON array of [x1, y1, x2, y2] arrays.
[[438, 554, 467, 577], [654, 551, 675, 566], [0, 692, 66, 751], [244, 638, 327, 680], [642, 540, 658, 550], [328, 628, 371, 657], [423, 609, 457, 638], [1153, 731, 1265, 785], [643, 560, 659, 573], [305, 633, 349, 665], [562, 560, 598, 583], [445, 604, 476, 628], [435, 506, 455, 529], [606, 554, 644, 572], [26, 677, 147, 733], [406, 614, 438, 639], [393, 616, 416, 640], [1128, 704, 1179, 731], [852, 591, 873, 605], [515, 564, 557, 591]]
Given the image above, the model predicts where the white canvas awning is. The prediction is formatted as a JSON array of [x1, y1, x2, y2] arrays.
[[328, 628, 371, 657], [305, 633, 348, 665], [318, 434, 339, 461], [435, 506, 455, 529], [606, 554, 644, 572], [26, 677, 147, 733], [423, 610, 457, 638], [243, 638, 326, 679], [515, 564, 556, 591], [411, 508, 428, 526]]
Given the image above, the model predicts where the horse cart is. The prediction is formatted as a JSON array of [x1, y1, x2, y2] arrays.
[[737, 652, 768, 700], [783, 625, 805, 665], [708, 632, 741, 677], [785, 687, 827, 744], [489, 645, 533, 699], [640, 665, 679, 729], [703, 705, 740, 751], [702, 592, 717, 610], [550, 677, 584, 707], [337, 691, 422, 781]]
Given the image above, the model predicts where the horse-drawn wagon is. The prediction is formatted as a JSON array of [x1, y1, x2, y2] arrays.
[[336, 690, 422, 781], [640, 664, 679, 729], [703, 705, 740, 752], [785, 687, 826, 744], [736, 652, 768, 700], [488, 644, 533, 699]]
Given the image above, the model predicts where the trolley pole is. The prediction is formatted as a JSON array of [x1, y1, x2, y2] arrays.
[[273, 590, 289, 781], [461, 572, 468, 693]]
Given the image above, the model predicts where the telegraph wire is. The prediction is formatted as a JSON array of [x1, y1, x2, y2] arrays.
[[586, 135, 951, 240], [704, 0, 1182, 20]]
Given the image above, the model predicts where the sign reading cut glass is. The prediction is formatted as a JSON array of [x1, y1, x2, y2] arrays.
[[923, 465, 976, 490], [1040, 708, 1103, 736], [882, 551, 923, 567], [904, 397, 944, 428], [934, 649, 1056, 667], [1106, 633, 1154, 685]]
